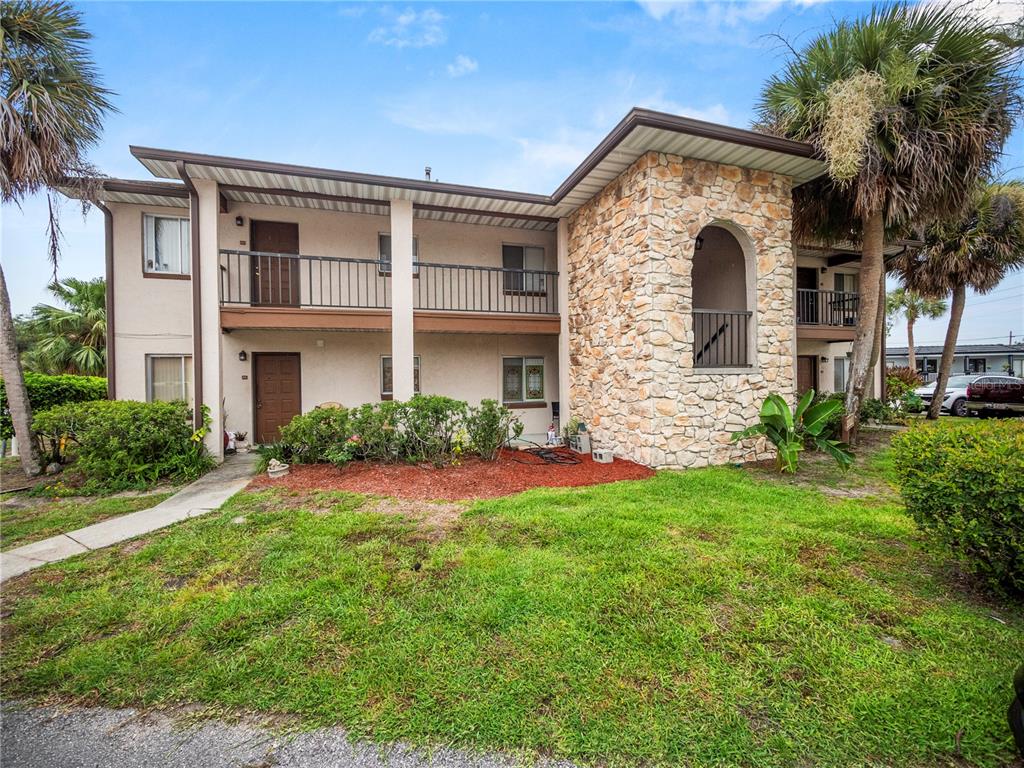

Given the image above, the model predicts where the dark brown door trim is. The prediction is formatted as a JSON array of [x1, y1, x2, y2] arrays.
[[252, 352, 302, 444]]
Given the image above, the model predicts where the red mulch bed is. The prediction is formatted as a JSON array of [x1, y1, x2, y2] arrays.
[[247, 448, 655, 501]]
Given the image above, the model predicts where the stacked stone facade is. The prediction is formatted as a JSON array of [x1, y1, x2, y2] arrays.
[[566, 151, 796, 468]]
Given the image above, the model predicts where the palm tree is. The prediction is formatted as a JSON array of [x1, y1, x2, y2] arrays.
[[885, 288, 947, 370], [1, 1, 113, 474], [891, 181, 1024, 419], [758, 3, 1021, 438], [22, 277, 106, 376]]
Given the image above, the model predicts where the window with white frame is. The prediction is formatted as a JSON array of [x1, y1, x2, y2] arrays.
[[378, 233, 419, 275], [502, 357, 544, 403], [147, 355, 193, 404], [502, 244, 546, 294], [833, 355, 850, 392], [143, 214, 190, 275], [833, 272, 859, 293], [381, 355, 421, 398]]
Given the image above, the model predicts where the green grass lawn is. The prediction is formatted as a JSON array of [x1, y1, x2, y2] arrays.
[[1, 493, 172, 551], [1, 452, 1021, 766]]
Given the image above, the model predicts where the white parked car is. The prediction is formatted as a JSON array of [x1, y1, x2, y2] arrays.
[[914, 374, 982, 417]]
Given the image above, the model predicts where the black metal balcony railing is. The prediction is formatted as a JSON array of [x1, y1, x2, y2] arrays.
[[218, 250, 558, 315], [414, 261, 558, 314], [693, 309, 752, 368], [797, 289, 859, 326]]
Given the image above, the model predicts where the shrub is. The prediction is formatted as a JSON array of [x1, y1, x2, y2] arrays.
[[732, 390, 853, 473], [271, 397, 520, 467], [886, 365, 923, 389], [891, 420, 1024, 592], [400, 395, 468, 465], [859, 397, 894, 423], [0, 372, 107, 440], [348, 400, 406, 461], [33, 400, 213, 492], [466, 399, 523, 460], [278, 406, 350, 464]]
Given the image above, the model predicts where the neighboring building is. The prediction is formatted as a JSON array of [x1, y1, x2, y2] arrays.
[[887, 343, 1024, 381], [62, 107, 887, 469]]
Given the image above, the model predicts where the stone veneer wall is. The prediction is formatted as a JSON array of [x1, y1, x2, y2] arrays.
[[565, 151, 796, 468]]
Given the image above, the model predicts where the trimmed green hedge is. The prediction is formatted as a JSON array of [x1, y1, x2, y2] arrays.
[[33, 400, 214, 492], [891, 420, 1024, 592], [1, 373, 107, 439]]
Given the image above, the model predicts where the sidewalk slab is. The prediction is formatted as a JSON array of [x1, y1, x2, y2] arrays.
[[1, 453, 256, 582], [0, 552, 42, 582]]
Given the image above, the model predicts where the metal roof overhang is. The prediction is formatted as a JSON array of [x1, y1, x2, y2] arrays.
[[57, 178, 190, 209], [127, 108, 825, 231]]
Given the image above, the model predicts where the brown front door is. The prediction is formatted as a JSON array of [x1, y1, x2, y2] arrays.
[[797, 355, 818, 395], [250, 220, 300, 306], [254, 353, 301, 444]]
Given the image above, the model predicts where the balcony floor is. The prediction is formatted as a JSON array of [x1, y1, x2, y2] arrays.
[[220, 306, 559, 335], [797, 324, 856, 342]]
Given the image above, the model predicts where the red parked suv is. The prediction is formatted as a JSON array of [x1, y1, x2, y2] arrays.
[[965, 375, 1024, 417]]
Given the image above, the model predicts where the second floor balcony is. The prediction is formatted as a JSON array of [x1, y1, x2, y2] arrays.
[[218, 249, 560, 334], [796, 288, 859, 341]]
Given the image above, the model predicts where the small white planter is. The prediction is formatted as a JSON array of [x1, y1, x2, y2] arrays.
[[267, 460, 290, 479]]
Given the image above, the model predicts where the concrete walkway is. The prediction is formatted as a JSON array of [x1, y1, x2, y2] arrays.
[[0, 454, 256, 582], [1, 702, 571, 768]]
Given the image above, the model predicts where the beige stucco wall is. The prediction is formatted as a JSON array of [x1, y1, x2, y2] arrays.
[[220, 331, 558, 440], [106, 199, 558, 427], [566, 151, 796, 468], [108, 202, 193, 401]]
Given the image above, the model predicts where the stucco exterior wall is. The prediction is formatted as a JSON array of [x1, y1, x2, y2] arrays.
[[108, 202, 193, 401], [220, 331, 558, 440], [566, 151, 796, 468]]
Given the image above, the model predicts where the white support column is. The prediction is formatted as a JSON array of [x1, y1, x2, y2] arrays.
[[194, 178, 224, 459], [557, 218, 571, 429], [390, 199, 415, 401]]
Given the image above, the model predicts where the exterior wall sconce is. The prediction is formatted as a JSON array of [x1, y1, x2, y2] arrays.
[[238, 351, 248, 362], [694, 236, 704, 251], [820, 266, 828, 274], [235, 215, 245, 227]]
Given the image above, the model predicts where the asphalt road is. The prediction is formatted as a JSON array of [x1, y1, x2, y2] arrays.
[[1, 703, 574, 768]]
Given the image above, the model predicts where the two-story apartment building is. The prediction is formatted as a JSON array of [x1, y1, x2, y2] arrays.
[[64, 108, 884, 468]]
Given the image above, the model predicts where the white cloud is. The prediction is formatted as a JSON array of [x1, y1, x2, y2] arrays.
[[921, 0, 1023, 25], [369, 8, 446, 49], [386, 73, 736, 191], [446, 54, 478, 78], [637, 0, 785, 26]]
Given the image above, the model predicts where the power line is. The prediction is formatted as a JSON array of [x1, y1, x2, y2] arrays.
[[966, 292, 1024, 308]]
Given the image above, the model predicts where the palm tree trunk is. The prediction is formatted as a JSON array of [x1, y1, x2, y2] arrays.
[[0, 263, 42, 475], [843, 208, 885, 441], [906, 318, 916, 372], [868, 269, 885, 397], [927, 283, 966, 420]]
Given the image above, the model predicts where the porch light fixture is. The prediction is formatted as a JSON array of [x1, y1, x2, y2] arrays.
[[820, 266, 828, 274], [235, 215, 244, 227], [694, 236, 704, 251], [238, 351, 248, 362]]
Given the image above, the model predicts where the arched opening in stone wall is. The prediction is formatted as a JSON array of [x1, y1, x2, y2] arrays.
[[691, 223, 754, 368]]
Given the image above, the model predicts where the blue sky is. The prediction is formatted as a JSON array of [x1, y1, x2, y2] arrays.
[[2, 0, 1022, 348]]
